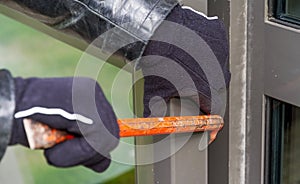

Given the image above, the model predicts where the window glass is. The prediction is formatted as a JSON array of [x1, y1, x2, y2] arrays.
[[267, 98, 300, 184], [286, 0, 300, 20], [0, 14, 134, 184]]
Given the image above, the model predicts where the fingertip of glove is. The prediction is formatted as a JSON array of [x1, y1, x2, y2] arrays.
[[44, 149, 60, 167], [44, 147, 67, 167], [87, 158, 111, 173], [43, 138, 93, 167]]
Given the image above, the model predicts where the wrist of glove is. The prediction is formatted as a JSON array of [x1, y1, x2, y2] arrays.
[[9, 76, 119, 172], [141, 5, 231, 117]]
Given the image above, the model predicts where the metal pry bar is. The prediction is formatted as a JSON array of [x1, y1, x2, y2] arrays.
[[23, 115, 224, 149]]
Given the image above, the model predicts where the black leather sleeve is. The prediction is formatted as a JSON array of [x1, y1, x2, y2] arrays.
[[0, 69, 15, 161]]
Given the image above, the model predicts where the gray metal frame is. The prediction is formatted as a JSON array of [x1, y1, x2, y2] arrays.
[[264, 23, 300, 106], [228, 0, 266, 183], [264, 3, 300, 184], [207, 1, 230, 184], [134, 1, 231, 184], [229, 0, 300, 184]]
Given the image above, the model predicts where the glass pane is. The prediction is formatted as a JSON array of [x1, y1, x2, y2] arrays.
[[267, 98, 300, 184], [286, 0, 300, 19], [0, 14, 134, 183], [282, 103, 300, 183]]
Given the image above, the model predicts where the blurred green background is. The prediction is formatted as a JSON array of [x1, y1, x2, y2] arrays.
[[0, 13, 135, 184]]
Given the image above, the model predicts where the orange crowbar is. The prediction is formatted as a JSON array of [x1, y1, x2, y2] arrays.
[[23, 115, 224, 149]]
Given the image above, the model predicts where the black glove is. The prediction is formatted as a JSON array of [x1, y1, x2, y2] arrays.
[[141, 5, 231, 117], [9, 76, 119, 172]]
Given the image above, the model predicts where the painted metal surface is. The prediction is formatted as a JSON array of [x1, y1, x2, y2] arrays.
[[228, 0, 248, 183], [133, 71, 211, 184], [244, 1, 266, 184], [264, 23, 300, 107], [228, 0, 266, 183], [183, 0, 207, 12], [263, 2, 300, 184], [207, 1, 230, 184], [152, 98, 209, 184], [229, 0, 300, 183], [134, 1, 215, 183]]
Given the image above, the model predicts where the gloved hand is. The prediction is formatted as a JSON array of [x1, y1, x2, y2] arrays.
[[9, 76, 119, 172], [141, 5, 231, 117]]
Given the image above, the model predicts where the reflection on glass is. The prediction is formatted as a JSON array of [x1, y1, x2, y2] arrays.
[[268, 98, 300, 184]]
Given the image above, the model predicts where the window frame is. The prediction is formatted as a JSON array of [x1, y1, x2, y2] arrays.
[[265, 97, 300, 184], [268, 0, 300, 28], [265, 97, 284, 184]]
